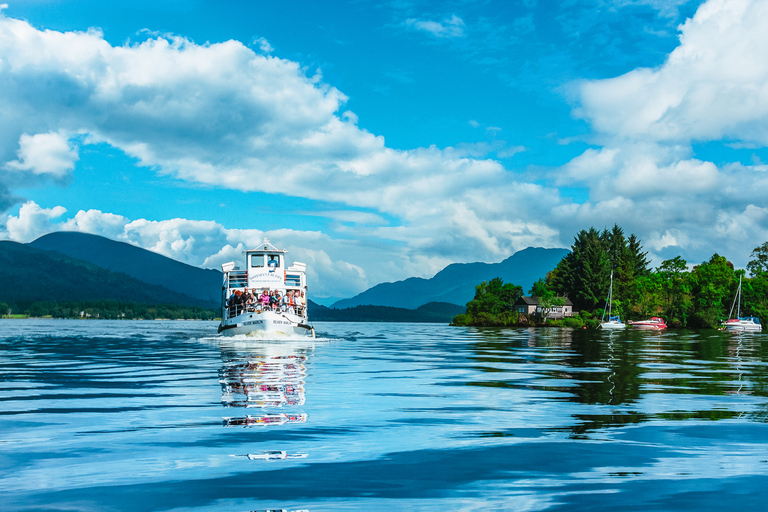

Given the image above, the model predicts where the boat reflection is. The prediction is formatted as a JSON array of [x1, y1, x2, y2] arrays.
[[219, 339, 313, 428]]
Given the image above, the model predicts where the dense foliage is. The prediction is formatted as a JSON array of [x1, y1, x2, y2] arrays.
[[453, 225, 768, 329], [451, 278, 523, 327]]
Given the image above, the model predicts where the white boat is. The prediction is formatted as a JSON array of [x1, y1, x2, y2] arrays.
[[601, 271, 626, 329], [722, 275, 762, 333], [218, 239, 315, 337]]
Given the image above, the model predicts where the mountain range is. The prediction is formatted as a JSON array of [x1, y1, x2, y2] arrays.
[[29, 232, 222, 306], [1, 232, 567, 322], [0, 240, 214, 307], [332, 246, 569, 309]]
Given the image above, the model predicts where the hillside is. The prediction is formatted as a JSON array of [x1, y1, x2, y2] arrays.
[[0, 241, 211, 307], [309, 300, 465, 323], [332, 246, 569, 309], [29, 232, 222, 305]]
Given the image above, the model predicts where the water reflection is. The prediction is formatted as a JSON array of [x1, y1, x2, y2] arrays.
[[218, 339, 313, 428], [464, 328, 768, 436]]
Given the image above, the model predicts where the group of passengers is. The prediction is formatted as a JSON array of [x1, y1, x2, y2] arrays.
[[227, 288, 306, 317]]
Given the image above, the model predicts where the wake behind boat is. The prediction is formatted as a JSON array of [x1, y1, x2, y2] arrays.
[[218, 239, 314, 337]]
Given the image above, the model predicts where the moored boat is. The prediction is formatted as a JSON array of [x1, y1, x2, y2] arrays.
[[600, 271, 626, 329], [722, 316, 762, 332], [722, 275, 762, 333], [628, 317, 667, 330], [218, 239, 314, 337]]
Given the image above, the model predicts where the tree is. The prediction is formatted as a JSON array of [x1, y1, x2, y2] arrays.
[[747, 241, 768, 276], [656, 256, 692, 325], [688, 254, 736, 327]]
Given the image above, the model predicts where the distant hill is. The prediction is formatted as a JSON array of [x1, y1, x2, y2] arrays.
[[0, 241, 211, 307], [30, 232, 222, 306], [332, 246, 569, 309], [308, 300, 464, 323]]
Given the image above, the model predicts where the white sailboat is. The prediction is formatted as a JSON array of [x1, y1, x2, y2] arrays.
[[722, 275, 762, 333], [601, 271, 626, 330]]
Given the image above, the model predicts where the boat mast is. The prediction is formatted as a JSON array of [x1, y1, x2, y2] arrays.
[[601, 271, 613, 323], [727, 274, 743, 320]]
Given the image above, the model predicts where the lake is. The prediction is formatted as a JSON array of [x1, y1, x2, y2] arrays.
[[2, 319, 768, 511]]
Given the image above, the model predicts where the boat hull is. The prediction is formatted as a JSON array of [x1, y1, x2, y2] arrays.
[[630, 323, 666, 330], [723, 320, 762, 333], [628, 318, 667, 330], [601, 321, 626, 329], [218, 310, 313, 337]]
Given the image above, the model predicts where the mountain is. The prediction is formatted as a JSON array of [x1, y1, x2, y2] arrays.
[[29, 232, 222, 306], [0, 241, 211, 306], [332, 247, 569, 310], [308, 300, 465, 323]]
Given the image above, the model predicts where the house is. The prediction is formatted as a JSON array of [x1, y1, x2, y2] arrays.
[[514, 296, 574, 318]]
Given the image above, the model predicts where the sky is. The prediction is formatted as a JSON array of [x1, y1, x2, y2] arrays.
[[1, 0, 768, 304]]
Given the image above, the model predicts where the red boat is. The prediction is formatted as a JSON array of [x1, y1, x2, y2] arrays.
[[628, 317, 667, 330]]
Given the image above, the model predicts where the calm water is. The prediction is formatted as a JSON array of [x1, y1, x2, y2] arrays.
[[2, 320, 768, 511]]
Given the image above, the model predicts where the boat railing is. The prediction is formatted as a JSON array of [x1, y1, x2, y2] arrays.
[[227, 302, 307, 319]]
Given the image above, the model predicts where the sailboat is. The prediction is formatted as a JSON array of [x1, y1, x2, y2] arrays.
[[722, 275, 762, 333], [601, 271, 626, 329]]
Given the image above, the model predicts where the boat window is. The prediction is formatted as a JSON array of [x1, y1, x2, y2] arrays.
[[251, 255, 264, 268]]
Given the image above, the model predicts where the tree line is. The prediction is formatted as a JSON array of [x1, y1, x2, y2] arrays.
[[453, 225, 768, 329], [0, 300, 219, 320]]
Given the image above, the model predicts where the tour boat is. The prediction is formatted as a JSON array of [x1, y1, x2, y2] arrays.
[[600, 271, 626, 329], [722, 275, 762, 333], [628, 317, 667, 330], [218, 239, 315, 337]]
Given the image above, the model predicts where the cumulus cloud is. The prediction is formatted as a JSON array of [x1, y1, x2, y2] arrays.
[[575, 0, 768, 144], [4, 132, 79, 179], [4, 202, 67, 242], [0, 12, 561, 270], [560, 0, 768, 267]]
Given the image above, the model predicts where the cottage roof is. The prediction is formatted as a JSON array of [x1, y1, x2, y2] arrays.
[[514, 296, 573, 306]]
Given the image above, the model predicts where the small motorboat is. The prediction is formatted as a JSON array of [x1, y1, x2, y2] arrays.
[[628, 317, 667, 330]]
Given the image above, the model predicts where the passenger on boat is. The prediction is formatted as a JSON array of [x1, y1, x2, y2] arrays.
[[241, 289, 253, 310], [228, 290, 243, 317], [259, 290, 270, 309], [283, 290, 295, 314], [270, 291, 279, 310], [296, 290, 306, 316]]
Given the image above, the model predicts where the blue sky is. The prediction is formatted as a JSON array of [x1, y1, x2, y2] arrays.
[[2, 0, 768, 303]]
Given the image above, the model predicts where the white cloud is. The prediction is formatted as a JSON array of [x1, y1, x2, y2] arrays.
[[575, 0, 768, 144], [4, 132, 78, 180], [4, 202, 67, 242], [0, 12, 563, 270], [404, 15, 465, 38]]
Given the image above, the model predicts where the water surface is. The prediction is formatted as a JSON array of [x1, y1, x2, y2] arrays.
[[2, 320, 768, 511]]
